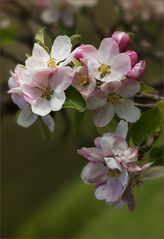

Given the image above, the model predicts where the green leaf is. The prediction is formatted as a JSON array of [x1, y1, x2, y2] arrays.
[[70, 34, 82, 48], [149, 146, 164, 166], [73, 111, 85, 131], [35, 28, 45, 45], [157, 101, 164, 119], [96, 118, 117, 136], [140, 82, 158, 94], [63, 86, 86, 112], [131, 107, 161, 145]]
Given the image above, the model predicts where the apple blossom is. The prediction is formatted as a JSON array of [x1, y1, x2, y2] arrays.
[[86, 78, 141, 127], [25, 35, 72, 73], [127, 60, 146, 80], [73, 38, 131, 83]]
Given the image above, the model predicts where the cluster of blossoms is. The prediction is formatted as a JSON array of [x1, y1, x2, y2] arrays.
[[8, 30, 164, 210]]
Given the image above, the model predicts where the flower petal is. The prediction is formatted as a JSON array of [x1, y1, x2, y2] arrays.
[[115, 120, 128, 138], [119, 78, 140, 98], [110, 53, 131, 76], [17, 106, 38, 128], [115, 98, 141, 123], [86, 91, 107, 110], [49, 91, 66, 111], [104, 157, 122, 170], [41, 114, 55, 132], [49, 67, 73, 92], [31, 98, 51, 116], [77, 147, 104, 162], [98, 38, 119, 64], [11, 94, 28, 109], [93, 104, 115, 127], [81, 162, 108, 184], [51, 35, 72, 63]]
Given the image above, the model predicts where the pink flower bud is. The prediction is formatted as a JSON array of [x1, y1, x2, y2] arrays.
[[126, 60, 146, 80], [112, 31, 130, 52], [126, 50, 138, 67]]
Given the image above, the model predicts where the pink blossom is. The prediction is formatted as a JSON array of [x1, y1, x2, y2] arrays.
[[86, 79, 141, 127], [21, 67, 73, 116], [112, 31, 130, 52], [74, 38, 131, 83]]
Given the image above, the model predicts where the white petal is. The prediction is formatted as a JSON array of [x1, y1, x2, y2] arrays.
[[104, 157, 122, 170], [49, 91, 66, 111], [93, 104, 115, 127], [31, 98, 51, 116], [143, 166, 164, 180], [98, 38, 119, 64], [110, 53, 131, 76], [41, 114, 55, 132], [51, 35, 72, 63], [17, 106, 38, 128], [119, 78, 140, 98], [95, 185, 106, 200], [86, 93, 107, 110], [115, 98, 141, 123], [11, 94, 28, 109], [115, 120, 128, 138]]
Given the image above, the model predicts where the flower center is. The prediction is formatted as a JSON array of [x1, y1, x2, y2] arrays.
[[41, 86, 54, 100], [108, 168, 121, 177], [79, 75, 90, 86], [107, 94, 121, 105], [47, 57, 57, 68], [98, 64, 111, 78]]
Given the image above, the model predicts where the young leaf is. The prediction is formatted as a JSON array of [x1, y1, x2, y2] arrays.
[[140, 82, 158, 94], [35, 28, 45, 45], [149, 146, 164, 166], [70, 34, 82, 48], [74, 111, 85, 131], [131, 107, 161, 145], [63, 86, 86, 112]]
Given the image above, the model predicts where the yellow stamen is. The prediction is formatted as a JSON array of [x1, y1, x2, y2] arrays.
[[79, 75, 90, 86], [98, 64, 111, 78], [47, 57, 57, 68], [41, 86, 54, 100], [107, 94, 121, 105]]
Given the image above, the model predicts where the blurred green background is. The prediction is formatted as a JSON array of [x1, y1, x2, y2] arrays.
[[1, 0, 164, 238]]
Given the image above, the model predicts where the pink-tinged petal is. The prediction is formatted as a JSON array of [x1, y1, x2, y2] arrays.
[[100, 72, 125, 83], [142, 166, 164, 180], [11, 94, 28, 109], [49, 67, 73, 92], [81, 162, 108, 184], [51, 35, 72, 63], [126, 50, 138, 67], [93, 104, 115, 127], [122, 148, 138, 163], [101, 81, 122, 94], [123, 162, 142, 173], [41, 114, 55, 132], [126, 60, 146, 80], [110, 53, 131, 76], [31, 98, 51, 116], [112, 31, 130, 52], [115, 120, 128, 139], [30, 70, 51, 88], [98, 38, 119, 64], [8, 73, 19, 89], [17, 106, 38, 128], [104, 157, 122, 170], [49, 91, 66, 111], [8, 87, 22, 94], [104, 168, 129, 202], [32, 43, 49, 60], [119, 78, 140, 98], [21, 84, 41, 100], [76, 44, 99, 65], [86, 91, 107, 110], [77, 147, 104, 162], [94, 137, 101, 148], [95, 184, 106, 200], [115, 98, 141, 123]]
